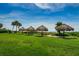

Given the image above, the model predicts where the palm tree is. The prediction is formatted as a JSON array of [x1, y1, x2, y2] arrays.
[[55, 22, 62, 36], [56, 22, 62, 26], [18, 22, 22, 31], [14, 20, 19, 32], [0, 23, 3, 29], [11, 21, 15, 32], [11, 20, 22, 32], [36, 25, 48, 37]]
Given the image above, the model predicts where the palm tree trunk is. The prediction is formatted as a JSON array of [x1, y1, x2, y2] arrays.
[[18, 26, 20, 31], [18, 26, 20, 33], [16, 26, 17, 32], [12, 25, 14, 33]]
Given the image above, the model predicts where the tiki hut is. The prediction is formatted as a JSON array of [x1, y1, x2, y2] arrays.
[[26, 26, 35, 35], [55, 24, 74, 31], [36, 25, 48, 36], [19, 27, 25, 33], [26, 26, 35, 32], [19, 27, 24, 31], [55, 24, 74, 37]]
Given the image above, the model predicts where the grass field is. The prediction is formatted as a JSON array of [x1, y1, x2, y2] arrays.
[[0, 33, 79, 56]]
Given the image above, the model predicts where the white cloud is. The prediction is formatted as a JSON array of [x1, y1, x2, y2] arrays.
[[34, 3, 79, 12], [34, 3, 66, 12], [9, 3, 79, 13], [34, 3, 51, 9]]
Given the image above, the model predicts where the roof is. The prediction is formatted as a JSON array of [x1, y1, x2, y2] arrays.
[[55, 24, 74, 31], [36, 25, 48, 31], [26, 26, 35, 31]]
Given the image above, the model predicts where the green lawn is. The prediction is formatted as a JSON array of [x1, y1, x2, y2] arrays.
[[0, 33, 79, 56]]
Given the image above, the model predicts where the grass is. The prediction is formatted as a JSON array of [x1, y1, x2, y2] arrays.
[[0, 33, 79, 56]]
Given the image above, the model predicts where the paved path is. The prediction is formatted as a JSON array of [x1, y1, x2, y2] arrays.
[[47, 35, 59, 38]]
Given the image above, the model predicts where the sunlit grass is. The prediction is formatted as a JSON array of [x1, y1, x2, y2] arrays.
[[0, 33, 79, 55]]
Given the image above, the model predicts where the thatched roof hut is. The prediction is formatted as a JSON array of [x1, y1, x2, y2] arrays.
[[19, 26, 35, 33], [26, 26, 35, 32], [36, 25, 48, 31], [55, 24, 74, 31], [19, 27, 24, 31]]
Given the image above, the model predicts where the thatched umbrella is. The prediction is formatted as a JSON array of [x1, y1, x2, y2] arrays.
[[19, 27, 25, 33], [55, 24, 74, 31], [26, 26, 35, 32], [26, 26, 35, 35], [55, 24, 74, 37], [36, 25, 48, 36]]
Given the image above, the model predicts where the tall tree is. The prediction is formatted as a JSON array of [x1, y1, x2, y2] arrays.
[[14, 20, 19, 32], [55, 22, 62, 36], [11, 21, 15, 32], [11, 20, 22, 32], [0, 23, 3, 29], [17, 22, 22, 31]]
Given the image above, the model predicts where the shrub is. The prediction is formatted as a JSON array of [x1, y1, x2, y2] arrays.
[[69, 32, 79, 37], [0, 29, 11, 33]]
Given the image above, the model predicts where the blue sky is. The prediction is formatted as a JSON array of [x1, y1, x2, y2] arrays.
[[0, 3, 79, 31]]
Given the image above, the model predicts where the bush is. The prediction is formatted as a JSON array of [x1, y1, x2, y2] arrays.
[[68, 32, 79, 37], [0, 29, 11, 33]]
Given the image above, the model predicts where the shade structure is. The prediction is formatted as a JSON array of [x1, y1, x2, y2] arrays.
[[19, 27, 24, 31], [55, 24, 74, 31], [26, 26, 35, 32], [36, 25, 48, 37], [36, 25, 48, 31]]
